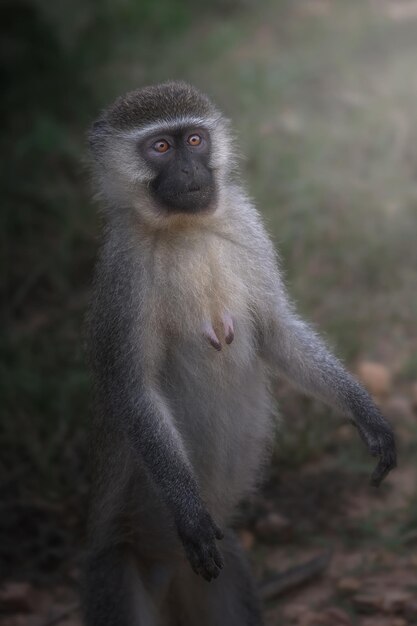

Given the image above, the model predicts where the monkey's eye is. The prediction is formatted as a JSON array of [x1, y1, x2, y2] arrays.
[[153, 139, 170, 153], [187, 134, 202, 147]]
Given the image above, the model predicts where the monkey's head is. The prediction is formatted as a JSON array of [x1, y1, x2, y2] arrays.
[[89, 81, 235, 225]]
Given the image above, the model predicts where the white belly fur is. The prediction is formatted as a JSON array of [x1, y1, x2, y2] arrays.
[[161, 315, 275, 523], [149, 229, 275, 521]]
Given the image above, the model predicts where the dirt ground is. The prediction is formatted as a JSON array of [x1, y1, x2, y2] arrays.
[[2, 369, 417, 626]]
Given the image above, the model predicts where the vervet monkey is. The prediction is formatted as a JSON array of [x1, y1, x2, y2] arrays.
[[85, 81, 396, 626]]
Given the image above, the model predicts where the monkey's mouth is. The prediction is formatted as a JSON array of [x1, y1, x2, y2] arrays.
[[152, 181, 216, 214], [171, 185, 212, 202], [178, 186, 202, 196]]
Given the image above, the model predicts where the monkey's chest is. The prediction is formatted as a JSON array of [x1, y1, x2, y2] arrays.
[[152, 245, 252, 356]]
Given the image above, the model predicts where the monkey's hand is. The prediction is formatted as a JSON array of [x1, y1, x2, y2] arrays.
[[176, 509, 224, 581], [355, 414, 397, 487]]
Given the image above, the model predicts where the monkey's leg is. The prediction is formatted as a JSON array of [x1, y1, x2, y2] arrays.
[[174, 530, 263, 626], [82, 544, 160, 626]]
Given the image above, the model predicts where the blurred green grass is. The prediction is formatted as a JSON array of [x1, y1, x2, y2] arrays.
[[2, 0, 417, 572]]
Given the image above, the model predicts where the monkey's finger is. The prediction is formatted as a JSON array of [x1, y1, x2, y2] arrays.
[[209, 565, 221, 580], [197, 546, 221, 581], [212, 547, 224, 569], [192, 559, 216, 582], [371, 462, 390, 487], [201, 559, 221, 582], [211, 522, 224, 540], [185, 547, 201, 576], [371, 452, 397, 487], [184, 540, 211, 577], [201, 569, 216, 582]]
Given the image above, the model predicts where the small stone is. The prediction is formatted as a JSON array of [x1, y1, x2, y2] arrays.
[[282, 603, 310, 622], [254, 512, 291, 543], [353, 588, 414, 616], [353, 592, 384, 614], [337, 576, 361, 594], [238, 529, 255, 551], [356, 362, 392, 397], [0, 582, 35, 613], [382, 589, 412, 612]]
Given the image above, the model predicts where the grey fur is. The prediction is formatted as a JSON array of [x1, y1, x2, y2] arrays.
[[84, 81, 396, 626]]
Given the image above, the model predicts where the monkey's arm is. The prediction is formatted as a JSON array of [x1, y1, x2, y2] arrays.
[[121, 380, 224, 580], [96, 366, 223, 580], [261, 299, 396, 485], [89, 270, 223, 581]]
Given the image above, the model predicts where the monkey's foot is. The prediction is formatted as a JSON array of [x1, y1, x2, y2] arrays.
[[202, 312, 234, 351]]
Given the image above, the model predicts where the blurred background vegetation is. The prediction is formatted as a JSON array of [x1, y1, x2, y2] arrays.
[[2, 0, 417, 623]]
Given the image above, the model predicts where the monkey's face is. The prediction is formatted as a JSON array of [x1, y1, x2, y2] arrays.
[[140, 127, 216, 214], [89, 82, 235, 223]]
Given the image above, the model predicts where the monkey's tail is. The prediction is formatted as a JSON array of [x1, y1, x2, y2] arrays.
[[259, 550, 332, 601]]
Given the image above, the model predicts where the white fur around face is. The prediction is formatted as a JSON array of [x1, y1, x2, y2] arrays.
[[92, 114, 236, 229]]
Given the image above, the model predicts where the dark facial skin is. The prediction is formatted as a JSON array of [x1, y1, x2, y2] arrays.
[[140, 127, 216, 213]]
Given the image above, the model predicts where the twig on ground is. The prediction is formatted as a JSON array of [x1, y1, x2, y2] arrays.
[[259, 550, 332, 600]]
